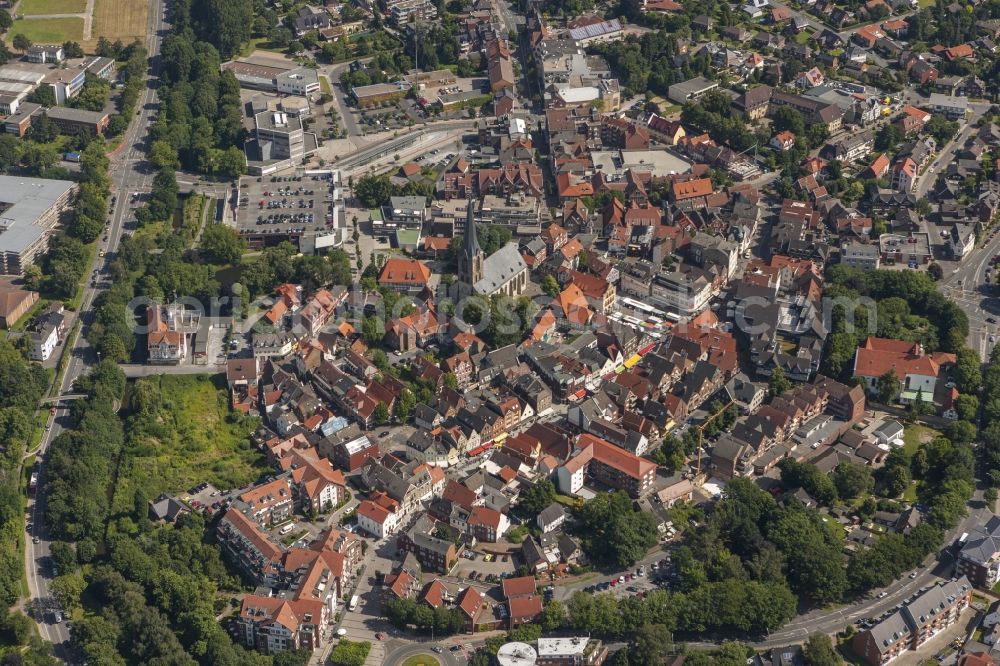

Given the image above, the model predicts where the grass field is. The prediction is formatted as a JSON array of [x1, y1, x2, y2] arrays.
[[241, 37, 286, 55], [400, 656, 441, 666], [110, 374, 268, 513], [88, 0, 147, 49], [903, 424, 940, 455], [9, 17, 84, 43], [20, 0, 87, 15]]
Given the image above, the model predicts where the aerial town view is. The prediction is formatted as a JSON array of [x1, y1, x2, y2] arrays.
[[6, 0, 1000, 664]]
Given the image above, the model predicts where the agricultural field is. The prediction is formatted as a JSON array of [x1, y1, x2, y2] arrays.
[[88, 0, 147, 48]]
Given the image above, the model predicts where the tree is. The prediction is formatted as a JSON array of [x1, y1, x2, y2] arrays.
[[772, 106, 805, 136], [49, 541, 78, 575], [928, 263, 943, 281], [22, 265, 42, 291], [574, 491, 658, 567], [540, 600, 565, 632], [955, 394, 979, 422], [955, 347, 983, 394], [833, 463, 873, 500], [986, 487, 998, 503], [541, 274, 561, 298], [354, 174, 394, 208], [916, 197, 932, 217], [62, 41, 84, 58], [395, 388, 416, 423], [876, 369, 901, 404], [768, 367, 791, 398], [11, 34, 31, 54], [200, 224, 246, 265], [629, 623, 674, 666], [362, 316, 384, 345], [373, 403, 389, 426], [802, 632, 841, 666], [519, 480, 556, 517]]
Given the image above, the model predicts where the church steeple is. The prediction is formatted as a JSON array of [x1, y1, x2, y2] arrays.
[[459, 198, 484, 287]]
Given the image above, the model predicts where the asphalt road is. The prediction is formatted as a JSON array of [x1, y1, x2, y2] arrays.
[[382, 643, 462, 666], [940, 227, 1000, 360], [23, 0, 167, 657], [915, 101, 992, 200]]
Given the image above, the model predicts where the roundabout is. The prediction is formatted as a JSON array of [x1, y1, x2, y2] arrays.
[[382, 642, 460, 666]]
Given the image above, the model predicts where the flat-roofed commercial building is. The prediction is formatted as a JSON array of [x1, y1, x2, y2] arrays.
[[4, 102, 42, 137], [45, 107, 110, 135], [351, 82, 408, 107], [221, 59, 318, 96], [0, 176, 76, 274], [254, 111, 306, 161]]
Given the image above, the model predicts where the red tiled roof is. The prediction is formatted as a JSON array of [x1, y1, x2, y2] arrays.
[[502, 576, 537, 599], [357, 499, 392, 525], [671, 178, 713, 201], [508, 595, 543, 620], [239, 478, 292, 511], [468, 506, 503, 531], [222, 508, 282, 563], [379, 258, 431, 286], [577, 433, 656, 480], [854, 337, 941, 379], [420, 579, 449, 608], [456, 585, 483, 620]]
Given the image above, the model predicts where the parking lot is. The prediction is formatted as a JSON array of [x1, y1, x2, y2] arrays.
[[235, 172, 338, 246]]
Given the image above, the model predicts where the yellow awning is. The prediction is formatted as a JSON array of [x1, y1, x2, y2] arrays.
[[623, 354, 641, 368]]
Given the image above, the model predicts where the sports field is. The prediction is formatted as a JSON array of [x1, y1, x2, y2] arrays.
[[89, 0, 148, 47], [9, 17, 84, 43], [20, 0, 87, 15]]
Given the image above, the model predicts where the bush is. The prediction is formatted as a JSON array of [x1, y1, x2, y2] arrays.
[[329, 639, 371, 666]]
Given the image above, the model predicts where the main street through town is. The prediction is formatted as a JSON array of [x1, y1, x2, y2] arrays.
[[924, 102, 1000, 361], [22, 0, 168, 658]]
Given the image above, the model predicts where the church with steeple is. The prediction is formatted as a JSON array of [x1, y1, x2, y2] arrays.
[[458, 198, 484, 288], [454, 197, 528, 299]]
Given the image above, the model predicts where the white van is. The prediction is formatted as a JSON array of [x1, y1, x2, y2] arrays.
[[349, 595, 359, 612], [279, 523, 296, 535]]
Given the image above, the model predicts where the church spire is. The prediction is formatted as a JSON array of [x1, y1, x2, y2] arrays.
[[459, 197, 484, 288], [464, 197, 481, 257]]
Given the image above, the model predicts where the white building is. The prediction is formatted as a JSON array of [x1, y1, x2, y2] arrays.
[[27, 313, 61, 361], [356, 499, 401, 539], [950, 223, 976, 260], [841, 242, 881, 270], [928, 92, 969, 119]]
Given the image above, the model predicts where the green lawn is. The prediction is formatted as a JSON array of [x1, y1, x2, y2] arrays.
[[794, 30, 813, 44], [319, 75, 331, 94], [401, 656, 441, 666], [241, 37, 286, 55], [131, 220, 170, 247], [20, 0, 86, 15], [903, 424, 941, 455], [8, 17, 84, 43], [110, 374, 268, 513]]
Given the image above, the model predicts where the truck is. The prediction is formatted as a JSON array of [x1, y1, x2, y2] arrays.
[[28, 472, 37, 495], [348, 595, 359, 612], [62, 152, 81, 162]]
